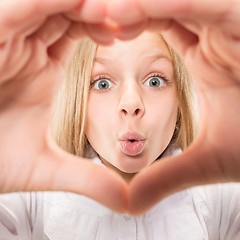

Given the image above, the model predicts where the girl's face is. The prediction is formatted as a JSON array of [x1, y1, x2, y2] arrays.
[[85, 32, 178, 181]]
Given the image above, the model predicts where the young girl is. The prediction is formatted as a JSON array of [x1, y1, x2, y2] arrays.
[[0, 31, 239, 240]]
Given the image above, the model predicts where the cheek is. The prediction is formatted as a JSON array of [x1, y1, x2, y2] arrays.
[[85, 95, 115, 144], [149, 92, 178, 140]]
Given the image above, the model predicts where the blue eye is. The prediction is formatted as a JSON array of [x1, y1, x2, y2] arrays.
[[144, 75, 166, 88], [92, 79, 114, 90]]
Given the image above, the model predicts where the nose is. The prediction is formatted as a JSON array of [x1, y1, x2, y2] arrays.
[[118, 84, 145, 119]]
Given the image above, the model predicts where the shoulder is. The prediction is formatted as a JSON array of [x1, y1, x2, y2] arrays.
[[0, 191, 43, 218], [189, 183, 240, 239], [190, 182, 240, 208], [0, 192, 44, 239]]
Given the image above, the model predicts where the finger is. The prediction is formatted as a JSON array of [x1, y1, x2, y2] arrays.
[[67, 22, 88, 40], [113, 19, 171, 42], [128, 139, 228, 216], [1, 135, 128, 213], [0, 0, 82, 42], [163, 25, 240, 87], [107, 0, 146, 25], [116, 21, 148, 41], [47, 34, 79, 67], [137, 0, 233, 19], [0, 38, 33, 83], [108, 0, 233, 23], [129, 86, 240, 215], [161, 21, 199, 58], [147, 19, 173, 32], [108, 0, 239, 41], [40, 149, 128, 213], [1, 25, 80, 84], [33, 15, 71, 47], [138, 18, 199, 60], [82, 21, 118, 45], [65, 0, 106, 23]]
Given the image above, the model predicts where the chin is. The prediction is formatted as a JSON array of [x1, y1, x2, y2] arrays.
[[117, 154, 151, 173]]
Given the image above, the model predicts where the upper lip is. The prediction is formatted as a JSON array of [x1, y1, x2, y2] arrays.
[[120, 132, 145, 141]]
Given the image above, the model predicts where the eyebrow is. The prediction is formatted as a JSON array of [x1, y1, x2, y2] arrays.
[[149, 54, 172, 62], [94, 54, 172, 64]]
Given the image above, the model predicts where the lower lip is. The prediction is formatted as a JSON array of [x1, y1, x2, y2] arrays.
[[120, 140, 145, 156]]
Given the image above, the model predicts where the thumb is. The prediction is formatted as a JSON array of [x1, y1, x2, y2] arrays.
[[128, 138, 233, 216], [27, 140, 129, 213]]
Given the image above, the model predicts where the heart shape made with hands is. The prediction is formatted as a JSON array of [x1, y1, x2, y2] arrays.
[[0, 0, 240, 216]]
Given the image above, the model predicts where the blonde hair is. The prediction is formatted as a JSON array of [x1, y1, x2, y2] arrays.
[[170, 48, 199, 149], [52, 36, 198, 158], [52, 39, 97, 157]]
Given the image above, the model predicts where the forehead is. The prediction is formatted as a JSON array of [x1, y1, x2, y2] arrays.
[[95, 32, 172, 63]]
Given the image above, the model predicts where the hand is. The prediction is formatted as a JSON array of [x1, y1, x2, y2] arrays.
[[0, 0, 127, 213], [108, 0, 240, 214], [2, 0, 240, 216]]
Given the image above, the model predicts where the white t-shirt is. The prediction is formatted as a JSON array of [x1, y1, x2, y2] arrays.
[[0, 150, 240, 239]]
